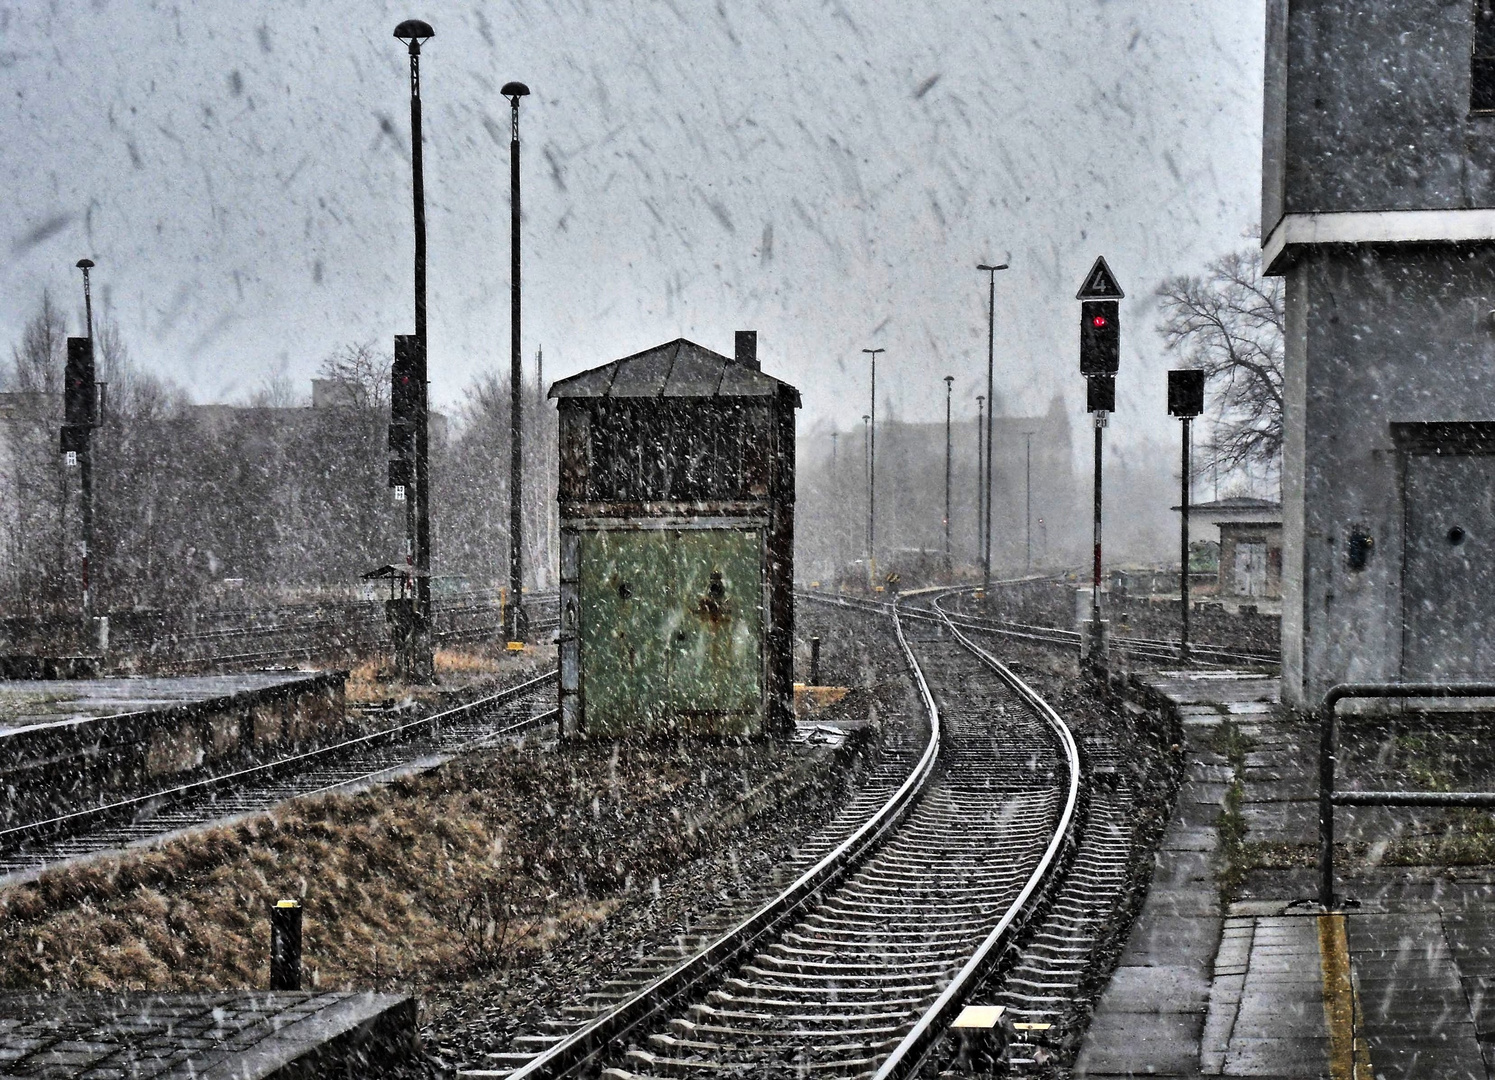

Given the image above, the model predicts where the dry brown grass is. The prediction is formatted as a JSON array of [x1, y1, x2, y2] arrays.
[[434, 648, 502, 676], [0, 733, 840, 996]]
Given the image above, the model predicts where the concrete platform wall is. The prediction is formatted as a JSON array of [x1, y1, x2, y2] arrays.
[[0, 672, 346, 827]]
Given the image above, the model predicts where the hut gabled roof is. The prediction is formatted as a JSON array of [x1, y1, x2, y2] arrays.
[[548, 338, 800, 405]]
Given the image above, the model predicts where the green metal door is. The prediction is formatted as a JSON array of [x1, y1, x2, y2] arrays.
[[579, 528, 763, 735]]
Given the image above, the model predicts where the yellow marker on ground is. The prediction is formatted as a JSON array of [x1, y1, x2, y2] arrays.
[[1318, 912, 1372, 1079], [951, 1004, 1005, 1028], [506, 641, 525, 652]]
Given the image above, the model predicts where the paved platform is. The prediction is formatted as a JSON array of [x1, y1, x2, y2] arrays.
[[0, 671, 347, 829], [0, 990, 413, 1079], [1076, 669, 1495, 1079], [0, 673, 329, 735]]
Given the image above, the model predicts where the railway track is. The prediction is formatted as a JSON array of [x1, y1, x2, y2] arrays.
[[467, 593, 1085, 1079], [0, 669, 559, 883], [807, 588, 1279, 669]]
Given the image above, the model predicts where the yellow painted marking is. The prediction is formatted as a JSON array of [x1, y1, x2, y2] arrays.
[[506, 641, 526, 652], [276, 899, 300, 908], [1318, 912, 1373, 1079], [951, 1004, 1005, 1028]]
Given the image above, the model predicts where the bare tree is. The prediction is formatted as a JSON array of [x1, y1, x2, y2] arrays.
[[1155, 249, 1284, 478], [315, 340, 391, 411], [8, 289, 68, 394]]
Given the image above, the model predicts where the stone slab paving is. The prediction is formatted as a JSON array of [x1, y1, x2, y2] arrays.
[[0, 990, 413, 1078], [1077, 672, 1326, 1079], [1078, 668, 1495, 1079]]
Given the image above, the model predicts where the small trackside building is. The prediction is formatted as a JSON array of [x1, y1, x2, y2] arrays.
[[549, 332, 800, 739]]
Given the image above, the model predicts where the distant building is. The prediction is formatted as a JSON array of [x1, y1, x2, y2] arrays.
[[1179, 498, 1283, 609], [1264, 2, 1495, 702], [797, 394, 1079, 582]]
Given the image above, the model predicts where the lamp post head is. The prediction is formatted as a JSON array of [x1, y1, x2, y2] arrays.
[[394, 19, 435, 53], [502, 81, 530, 106], [976, 262, 1009, 273], [944, 375, 954, 387], [76, 258, 94, 271]]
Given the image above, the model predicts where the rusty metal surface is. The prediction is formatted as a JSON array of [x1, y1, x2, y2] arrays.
[[578, 529, 763, 735]]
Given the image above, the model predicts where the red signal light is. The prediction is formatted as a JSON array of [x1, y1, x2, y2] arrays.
[[1091, 314, 1107, 328]]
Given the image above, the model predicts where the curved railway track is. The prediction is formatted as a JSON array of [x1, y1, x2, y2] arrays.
[[809, 588, 1279, 669], [0, 670, 558, 882], [468, 592, 1084, 1079]]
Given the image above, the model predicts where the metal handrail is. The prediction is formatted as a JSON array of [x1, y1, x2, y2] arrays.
[[1318, 681, 1495, 909]]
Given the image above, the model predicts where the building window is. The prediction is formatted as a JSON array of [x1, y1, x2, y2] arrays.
[[1474, 1, 1495, 112]]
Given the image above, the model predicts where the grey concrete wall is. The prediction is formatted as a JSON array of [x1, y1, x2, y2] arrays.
[[1264, 0, 1495, 229], [1282, 244, 1495, 705]]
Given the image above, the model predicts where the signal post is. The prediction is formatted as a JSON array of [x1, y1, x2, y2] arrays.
[[1077, 256, 1123, 673], [1168, 370, 1205, 662]]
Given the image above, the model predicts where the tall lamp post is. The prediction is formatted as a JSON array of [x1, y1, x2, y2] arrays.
[[976, 262, 1008, 594], [862, 348, 884, 590], [395, 18, 435, 682], [943, 375, 954, 579], [861, 414, 871, 582], [1022, 430, 1036, 573], [503, 79, 530, 644], [975, 394, 985, 588]]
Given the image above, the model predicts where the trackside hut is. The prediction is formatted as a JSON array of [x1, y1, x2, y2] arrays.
[[550, 333, 800, 738]]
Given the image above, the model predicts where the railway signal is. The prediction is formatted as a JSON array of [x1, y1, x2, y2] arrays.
[[1077, 256, 1124, 672], [64, 258, 101, 641], [1168, 369, 1205, 662]]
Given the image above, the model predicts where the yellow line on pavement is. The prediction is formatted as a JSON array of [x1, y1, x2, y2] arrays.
[[1318, 912, 1373, 1080]]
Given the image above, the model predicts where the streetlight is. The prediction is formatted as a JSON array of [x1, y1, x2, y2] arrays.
[[862, 348, 884, 590], [861, 414, 871, 584], [1022, 430, 1036, 573], [976, 262, 1008, 594], [503, 79, 530, 645], [394, 17, 435, 681], [975, 394, 984, 586], [943, 376, 954, 578]]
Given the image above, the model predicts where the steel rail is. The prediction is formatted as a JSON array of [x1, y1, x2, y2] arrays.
[[0, 668, 558, 850], [926, 590, 1277, 668], [805, 590, 1273, 665], [871, 593, 1082, 1079], [485, 603, 944, 1080]]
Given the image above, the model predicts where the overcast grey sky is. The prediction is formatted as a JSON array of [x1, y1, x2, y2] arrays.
[[1, 1, 1263, 440]]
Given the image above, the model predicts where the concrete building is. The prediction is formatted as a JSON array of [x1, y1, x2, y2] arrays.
[[796, 394, 1080, 584], [1265, 0, 1495, 704]]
